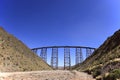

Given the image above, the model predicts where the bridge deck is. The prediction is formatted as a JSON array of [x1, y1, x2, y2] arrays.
[[32, 46, 96, 49]]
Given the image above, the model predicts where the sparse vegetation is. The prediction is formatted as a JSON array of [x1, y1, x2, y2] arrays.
[[73, 29, 120, 79], [103, 69, 120, 80], [0, 27, 52, 72], [92, 68, 101, 78]]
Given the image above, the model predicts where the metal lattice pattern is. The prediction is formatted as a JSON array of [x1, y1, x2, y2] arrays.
[[86, 48, 93, 58], [51, 48, 58, 69], [76, 48, 83, 64], [40, 48, 47, 62], [64, 48, 71, 70]]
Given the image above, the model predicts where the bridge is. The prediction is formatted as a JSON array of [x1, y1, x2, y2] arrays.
[[31, 46, 95, 70]]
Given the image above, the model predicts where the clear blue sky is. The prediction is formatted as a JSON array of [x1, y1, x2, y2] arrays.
[[0, 0, 120, 66]]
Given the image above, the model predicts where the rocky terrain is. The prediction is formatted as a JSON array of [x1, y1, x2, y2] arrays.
[[1, 26, 120, 80], [0, 27, 52, 72], [74, 29, 120, 79], [0, 70, 95, 80]]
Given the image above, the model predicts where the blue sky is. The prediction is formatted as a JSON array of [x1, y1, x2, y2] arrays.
[[0, 0, 120, 66]]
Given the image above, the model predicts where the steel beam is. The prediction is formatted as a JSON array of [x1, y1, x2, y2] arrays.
[[32, 46, 96, 50], [64, 48, 71, 70], [51, 48, 58, 69], [40, 48, 47, 62]]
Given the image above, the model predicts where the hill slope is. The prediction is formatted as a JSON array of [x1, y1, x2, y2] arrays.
[[0, 27, 52, 72], [75, 29, 120, 79]]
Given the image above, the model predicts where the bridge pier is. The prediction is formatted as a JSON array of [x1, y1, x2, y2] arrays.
[[51, 48, 58, 69], [40, 48, 47, 62], [64, 48, 71, 70], [76, 48, 83, 65], [86, 48, 93, 58]]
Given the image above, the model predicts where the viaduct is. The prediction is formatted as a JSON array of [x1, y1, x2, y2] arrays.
[[32, 46, 95, 69]]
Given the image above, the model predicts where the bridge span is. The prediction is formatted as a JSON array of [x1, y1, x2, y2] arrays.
[[31, 46, 95, 70]]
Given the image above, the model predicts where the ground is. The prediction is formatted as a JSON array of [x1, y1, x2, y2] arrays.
[[0, 70, 95, 80]]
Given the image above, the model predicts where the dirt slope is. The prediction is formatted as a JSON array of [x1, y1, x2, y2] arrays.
[[74, 29, 120, 79], [0, 27, 52, 72]]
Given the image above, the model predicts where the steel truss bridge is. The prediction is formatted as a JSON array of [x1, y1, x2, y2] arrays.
[[32, 46, 95, 70]]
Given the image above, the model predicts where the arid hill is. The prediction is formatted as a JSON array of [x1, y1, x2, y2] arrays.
[[0, 27, 52, 72], [74, 29, 120, 80]]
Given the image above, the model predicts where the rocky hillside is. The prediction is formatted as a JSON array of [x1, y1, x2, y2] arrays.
[[74, 29, 120, 80], [0, 27, 52, 72]]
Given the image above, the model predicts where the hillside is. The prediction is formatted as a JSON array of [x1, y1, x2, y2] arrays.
[[74, 29, 120, 80], [0, 27, 52, 72]]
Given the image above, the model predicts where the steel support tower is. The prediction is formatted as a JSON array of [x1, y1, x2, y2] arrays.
[[64, 47, 71, 70], [76, 48, 83, 64], [51, 48, 58, 69], [40, 48, 47, 62], [86, 48, 93, 58]]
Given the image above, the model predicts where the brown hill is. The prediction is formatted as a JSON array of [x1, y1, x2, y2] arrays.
[[74, 29, 120, 79], [0, 27, 52, 72]]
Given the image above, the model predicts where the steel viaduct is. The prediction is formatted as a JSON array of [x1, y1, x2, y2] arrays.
[[31, 46, 95, 70]]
